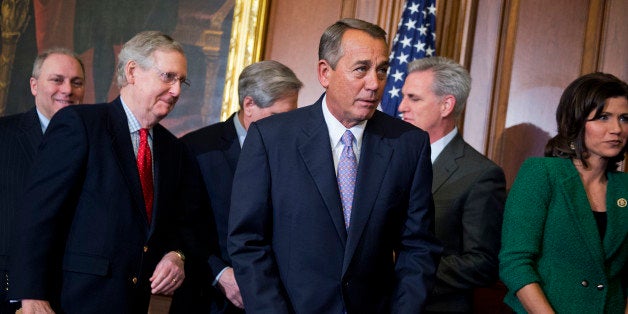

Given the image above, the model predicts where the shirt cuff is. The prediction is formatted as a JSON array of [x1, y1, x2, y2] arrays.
[[212, 266, 230, 286]]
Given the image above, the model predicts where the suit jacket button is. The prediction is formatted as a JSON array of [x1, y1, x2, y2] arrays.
[[132, 277, 138, 284], [143, 246, 149, 253], [596, 284, 604, 290], [581, 280, 588, 287]]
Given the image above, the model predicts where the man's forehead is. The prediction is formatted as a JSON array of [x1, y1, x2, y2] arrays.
[[40, 54, 83, 76]]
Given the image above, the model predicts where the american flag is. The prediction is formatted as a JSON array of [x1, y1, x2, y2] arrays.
[[381, 0, 437, 118]]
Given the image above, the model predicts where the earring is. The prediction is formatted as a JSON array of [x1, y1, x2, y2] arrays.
[[569, 141, 575, 150]]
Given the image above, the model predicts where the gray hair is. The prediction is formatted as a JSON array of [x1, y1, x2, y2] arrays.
[[238, 60, 303, 109], [318, 18, 387, 69], [116, 31, 185, 88], [407, 56, 471, 119], [32, 47, 85, 78]]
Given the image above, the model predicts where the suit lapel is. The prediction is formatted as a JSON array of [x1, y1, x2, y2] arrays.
[[558, 163, 605, 267], [432, 134, 464, 193], [297, 102, 348, 245], [603, 172, 628, 259], [107, 99, 150, 232], [343, 112, 393, 273], [17, 108, 43, 162]]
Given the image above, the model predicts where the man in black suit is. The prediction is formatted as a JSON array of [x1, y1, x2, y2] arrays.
[[398, 56, 506, 313], [228, 19, 442, 313], [10, 31, 190, 313], [0, 48, 85, 313], [171, 60, 302, 313]]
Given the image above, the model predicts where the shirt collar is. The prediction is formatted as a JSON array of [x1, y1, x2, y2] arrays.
[[322, 94, 367, 149], [431, 127, 457, 163], [233, 112, 247, 147], [120, 96, 146, 134], [35, 107, 50, 133]]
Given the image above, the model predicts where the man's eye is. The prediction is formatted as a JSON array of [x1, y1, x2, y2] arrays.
[[376, 68, 388, 79], [50, 77, 63, 84], [165, 73, 177, 81], [71, 80, 85, 88]]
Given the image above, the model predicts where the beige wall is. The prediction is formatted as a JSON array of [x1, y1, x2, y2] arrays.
[[263, 0, 628, 187]]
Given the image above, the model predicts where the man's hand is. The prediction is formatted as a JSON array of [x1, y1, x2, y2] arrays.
[[19, 299, 55, 314], [217, 267, 244, 309], [149, 251, 185, 295]]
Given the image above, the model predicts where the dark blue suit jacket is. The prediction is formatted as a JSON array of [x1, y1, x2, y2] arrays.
[[228, 97, 442, 313], [9, 98, 188, 313], [171, 114, 243, 313], [0, 108, 42, 305]]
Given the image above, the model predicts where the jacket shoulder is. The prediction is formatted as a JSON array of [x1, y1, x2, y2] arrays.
[[459, 141, 502, 171], [0, 111, 25, 130], [180, 120, 229, 143]]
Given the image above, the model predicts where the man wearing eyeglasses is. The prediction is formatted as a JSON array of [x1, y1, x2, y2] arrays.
[[9, 31, 191, 313]]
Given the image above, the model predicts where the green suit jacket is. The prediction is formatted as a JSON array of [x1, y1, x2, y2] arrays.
[[500, 157, 628, 313]]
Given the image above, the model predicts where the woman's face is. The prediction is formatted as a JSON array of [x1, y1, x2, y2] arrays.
[[584, 96, 628, 160]]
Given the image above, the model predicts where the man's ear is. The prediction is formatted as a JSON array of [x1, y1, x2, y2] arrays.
[[242, 96, 256, 117], [440, 95, 456, 118], [317, 60, 332, 88], [29, 77, 38, 96], [125, 61, 138, 85]]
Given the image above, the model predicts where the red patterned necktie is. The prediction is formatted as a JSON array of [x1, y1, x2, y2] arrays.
[[137, 128, 153, 223]]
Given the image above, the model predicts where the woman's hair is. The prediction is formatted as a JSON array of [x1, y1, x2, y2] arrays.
[[545, 72, 628, 170]]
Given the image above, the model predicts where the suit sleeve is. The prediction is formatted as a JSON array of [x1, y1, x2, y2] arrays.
[[392, 133, 443, 312], [9, 107, 88, 301], [227, 123, 291, 313], [499, 158, 550, 294], [176, 145, 223, 282], [433, 165, 506, 294], [178, 139, 230, 282]]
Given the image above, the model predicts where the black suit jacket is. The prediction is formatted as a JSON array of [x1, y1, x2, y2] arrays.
[[0, 108, 42, 304], [426, 133, 506, 312], [171, 114, 243, 313], [228, 96, 442, 314], [9, 98, 188, 313]]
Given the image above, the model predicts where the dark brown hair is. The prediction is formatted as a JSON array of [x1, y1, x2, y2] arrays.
[[545, 72, 628, 170]]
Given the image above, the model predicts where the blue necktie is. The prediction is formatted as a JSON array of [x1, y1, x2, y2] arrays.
[[337, 130, 357, 229]]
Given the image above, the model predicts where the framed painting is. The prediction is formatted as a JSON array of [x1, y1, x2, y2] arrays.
[[0, 0, 268, 136]]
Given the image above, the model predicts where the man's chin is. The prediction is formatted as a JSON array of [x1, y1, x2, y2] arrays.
[[153, 106, 175, 123]]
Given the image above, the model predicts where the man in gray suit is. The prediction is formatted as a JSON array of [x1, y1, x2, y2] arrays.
[[398, 56, 506, 313], [0, 48, 85, 313]]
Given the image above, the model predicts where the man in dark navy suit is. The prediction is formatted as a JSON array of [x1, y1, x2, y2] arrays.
[[228, 19, 442, 313], [171, 60, 302, 313], [10, 31, 190, 313], [0, 48, 85, 313]]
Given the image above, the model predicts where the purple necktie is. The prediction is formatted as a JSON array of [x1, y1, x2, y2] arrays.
[[337, 130, 357, 229]]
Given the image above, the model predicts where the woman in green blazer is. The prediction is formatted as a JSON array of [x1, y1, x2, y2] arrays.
[[500, 72, 628, 313]]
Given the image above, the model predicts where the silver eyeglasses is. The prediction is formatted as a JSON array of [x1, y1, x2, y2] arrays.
[[153, 66, 190, 90]]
